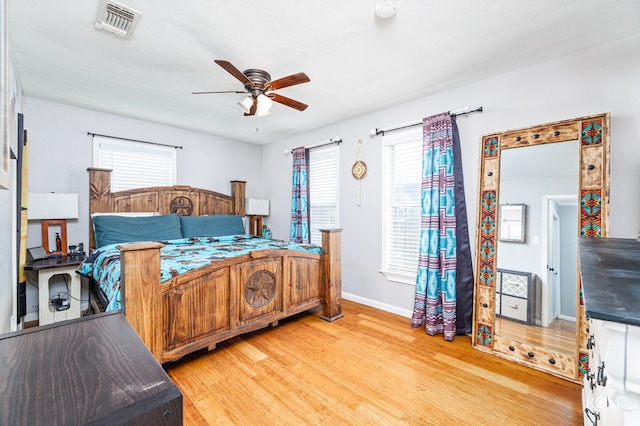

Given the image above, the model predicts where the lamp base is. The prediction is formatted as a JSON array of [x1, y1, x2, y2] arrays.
[[248, 215, 263, 237], [41, 219, 68, 255]]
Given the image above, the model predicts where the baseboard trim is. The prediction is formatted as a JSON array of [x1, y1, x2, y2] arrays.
[[341, 292, 412, 318]]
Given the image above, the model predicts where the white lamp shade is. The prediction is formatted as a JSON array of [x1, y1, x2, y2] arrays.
[[245, 198, 269, 216], [28, 193, 79, 220], [237, 96, 254, 114], [256, 94, 273, 115]]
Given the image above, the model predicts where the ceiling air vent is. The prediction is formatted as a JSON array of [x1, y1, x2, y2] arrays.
[[94, 0, 142, 40]]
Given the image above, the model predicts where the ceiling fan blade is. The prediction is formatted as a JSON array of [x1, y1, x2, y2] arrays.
[[214, 60, 253, 87], [269, 93, 308, 111], [244, 98, 258, 116], [266, 72, 310, 91], [192, 90, 247, 95]]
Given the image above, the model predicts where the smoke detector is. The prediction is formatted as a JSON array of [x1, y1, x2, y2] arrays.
[[376, 0, 398, 19], [95, 0, 142, 40]]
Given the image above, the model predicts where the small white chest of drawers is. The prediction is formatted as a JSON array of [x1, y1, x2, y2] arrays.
[[580, 238, 640, 426]]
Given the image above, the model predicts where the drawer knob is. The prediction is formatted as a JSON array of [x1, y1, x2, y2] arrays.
[[164, 411, 171, 418], [509, 304, 518, 309], [482, 303, 488, 308], [553, 131, 560, 136], [527, 351, 535, 358], [508, 345, 515, 351], [533, 134, 540, 139], [587, 164, 595, 170], [487, 171, 493, 176], [548, 358, 556, 365], [515, 136, 521, 141]]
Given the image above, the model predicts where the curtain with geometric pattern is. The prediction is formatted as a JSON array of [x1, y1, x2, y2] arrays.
[[410, 112, 474, 340], [290, 147, 310, 243]]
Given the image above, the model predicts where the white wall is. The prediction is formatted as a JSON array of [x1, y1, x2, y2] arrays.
[[263, 35, 640, 317], [0, 48, 23, 333], [22, 98, 264, 316]]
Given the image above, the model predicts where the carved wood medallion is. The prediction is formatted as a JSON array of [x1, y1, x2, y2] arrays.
[[245, 271, 276, 308], [170, 196, 194, 216]]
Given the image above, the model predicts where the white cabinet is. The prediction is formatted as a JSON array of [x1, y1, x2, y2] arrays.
[[582, 318, 640, 425], [579, 238, 640, 426]]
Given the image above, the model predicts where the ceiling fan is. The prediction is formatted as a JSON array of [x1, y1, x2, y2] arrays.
[[193, 60, 310, 116]]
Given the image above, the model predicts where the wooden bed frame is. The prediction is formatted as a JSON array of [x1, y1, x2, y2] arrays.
[[87, 168, 342, 363]]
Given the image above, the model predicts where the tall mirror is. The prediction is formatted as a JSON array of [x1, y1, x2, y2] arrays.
[[472, 114, 609, 383]]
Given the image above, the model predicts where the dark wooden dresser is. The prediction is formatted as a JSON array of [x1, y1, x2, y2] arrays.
[[0, 312, 183, 425]]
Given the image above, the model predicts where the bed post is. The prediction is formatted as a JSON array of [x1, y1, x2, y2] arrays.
[[230, 180, 246, 215], [119, 242, 165, 363], [87, 167, 114, 251], [320, 228, 343, 322]]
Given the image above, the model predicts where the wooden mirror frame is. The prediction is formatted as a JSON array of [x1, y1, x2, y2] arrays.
[[471, 113, 609, 382]]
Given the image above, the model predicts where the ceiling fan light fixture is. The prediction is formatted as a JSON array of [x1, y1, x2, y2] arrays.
[[257, 94, 273, 115], [237, 96, 253, 114]]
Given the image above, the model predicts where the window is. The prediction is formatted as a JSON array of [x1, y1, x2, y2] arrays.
[[93, 136, 177, 192], [381, 127, 423, 284], [308, 145, 339, 246]]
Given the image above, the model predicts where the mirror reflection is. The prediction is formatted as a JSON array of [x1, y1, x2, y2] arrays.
[[495, 140, 579, 356], [499, 204, 526, 242]]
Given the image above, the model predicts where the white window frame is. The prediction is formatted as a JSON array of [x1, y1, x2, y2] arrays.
[[308, 144, 340, 246], [380, 126, 423, 285], [92, 136, 177, 192]]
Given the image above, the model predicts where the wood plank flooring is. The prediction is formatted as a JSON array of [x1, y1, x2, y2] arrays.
[[165, 300, 583, 425], [496, 317, 576, 355]]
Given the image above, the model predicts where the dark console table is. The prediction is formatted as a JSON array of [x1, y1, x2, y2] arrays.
[[0, 312, 183, 425]]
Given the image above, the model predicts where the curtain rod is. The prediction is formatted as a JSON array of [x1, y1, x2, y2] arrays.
[[285, 137, 342, 155], [371, 106, 483, 136], [87, 132, 183, 150]]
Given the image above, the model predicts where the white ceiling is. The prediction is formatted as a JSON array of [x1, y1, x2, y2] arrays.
[[9, 1, 640, 145]]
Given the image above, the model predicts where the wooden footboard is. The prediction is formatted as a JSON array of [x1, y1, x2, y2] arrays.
[[119, 230, 342, 363]]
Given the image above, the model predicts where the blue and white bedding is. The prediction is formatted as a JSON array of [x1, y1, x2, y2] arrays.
[[77, 235, 322, 312]]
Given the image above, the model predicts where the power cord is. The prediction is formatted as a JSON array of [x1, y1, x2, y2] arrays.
[[50, 292, 71, 311]]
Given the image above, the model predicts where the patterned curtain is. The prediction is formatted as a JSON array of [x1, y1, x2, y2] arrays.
[[411, 113, 474, 340], [290, 147, 310, 243]]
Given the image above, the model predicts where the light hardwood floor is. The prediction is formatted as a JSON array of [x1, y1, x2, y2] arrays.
[[496, 317, 576, 355], [165, 300, 583, 425]]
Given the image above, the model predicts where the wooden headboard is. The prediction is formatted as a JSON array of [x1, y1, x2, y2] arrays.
[[87, 168, 246, 251]]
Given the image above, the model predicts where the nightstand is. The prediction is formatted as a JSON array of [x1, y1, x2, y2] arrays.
[[24, 255, 85, 325]]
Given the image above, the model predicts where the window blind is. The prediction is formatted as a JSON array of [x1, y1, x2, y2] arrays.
[[382, 127, 422, 278], [93, 135, 177, 192], [308, 145, 339, 246]]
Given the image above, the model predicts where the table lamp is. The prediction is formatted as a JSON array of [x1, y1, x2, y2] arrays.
[[245, 198, 270, 236], [27, 193, 79, 256]]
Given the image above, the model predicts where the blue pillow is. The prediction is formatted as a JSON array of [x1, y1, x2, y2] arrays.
[[93, 213, 183, 248], [179, 214, 246, 238]]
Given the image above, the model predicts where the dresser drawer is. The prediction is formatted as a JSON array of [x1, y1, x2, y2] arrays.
[[499, 295, 528, 322]]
